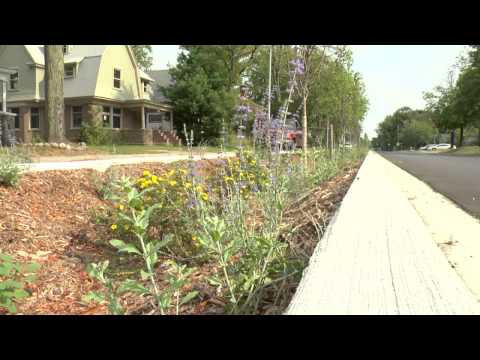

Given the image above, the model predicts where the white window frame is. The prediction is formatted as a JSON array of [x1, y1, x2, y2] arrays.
[[71, 106, 84, 129], [30, 107, 40, 130], [143, 81, 148, 93], [64, 63, 76, 78], [112, 107, 122, 129], [9, 71, 19, 91], [113, 68, 121, 89]]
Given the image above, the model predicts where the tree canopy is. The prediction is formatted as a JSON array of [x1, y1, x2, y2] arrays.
[[164, 45, 369, 147], [131, 45, 153, 71]]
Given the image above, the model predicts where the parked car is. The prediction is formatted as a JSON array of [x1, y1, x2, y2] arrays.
[[420, 144, 435, 150], [430, 143, 456, 150]]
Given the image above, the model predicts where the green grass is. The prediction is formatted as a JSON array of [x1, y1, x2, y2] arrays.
[[89, 144, 236, 155], [446, 146, 480, 156]]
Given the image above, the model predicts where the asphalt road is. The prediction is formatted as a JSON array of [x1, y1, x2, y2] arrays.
[[380, 151, 480, 218]]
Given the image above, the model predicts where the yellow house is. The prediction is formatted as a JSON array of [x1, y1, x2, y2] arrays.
[[0, 45, 180, 145]]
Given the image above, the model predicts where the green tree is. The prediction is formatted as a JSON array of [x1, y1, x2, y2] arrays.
[[131, 45, 153, 71], [161, 46, 237, 144], [399, 117, 436, 148]]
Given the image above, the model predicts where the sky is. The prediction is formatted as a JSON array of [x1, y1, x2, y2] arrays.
[[152, 45, 468, 138]]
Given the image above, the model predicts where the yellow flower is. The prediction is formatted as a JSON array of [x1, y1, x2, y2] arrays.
[[151, 175, 158, 184], [180, 169, 187, 175], [201, 193, 209, 201], [143, 170, 151, 177], [250, 160, 257, 165], [118, 204, 125, 211], [169, 180, 177, 187], [111, 224, 118, 231], [195, 185, 203, 193], [167, 170, 175, 177], [185, 182, 192, 189]]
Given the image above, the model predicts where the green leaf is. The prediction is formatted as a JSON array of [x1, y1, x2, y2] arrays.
[[0, 262, 13, 276], [110, 239, 142, 255], [24, 262, 40, 273], [140, 269, 151, 281], [118, 279, 149, 295], [13, 288, 29, 299], [0, 253, 13, 262], [180, 291, 199, 305], [82, 291, 105, 304]]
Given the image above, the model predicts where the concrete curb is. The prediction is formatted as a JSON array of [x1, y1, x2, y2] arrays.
[[286, 151, 480, 315]]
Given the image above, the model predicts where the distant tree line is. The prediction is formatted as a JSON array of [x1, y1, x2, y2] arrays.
[[373, 46, 480, 150]]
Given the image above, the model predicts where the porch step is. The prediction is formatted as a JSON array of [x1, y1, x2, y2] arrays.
[[152, 130, 182, 146]]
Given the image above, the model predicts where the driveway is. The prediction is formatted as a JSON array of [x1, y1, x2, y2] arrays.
[[380, 151, 480, 218], [25, 152, 235, 173]]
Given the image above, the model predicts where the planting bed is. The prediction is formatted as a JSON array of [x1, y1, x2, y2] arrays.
[[0, 158, 362, 315]]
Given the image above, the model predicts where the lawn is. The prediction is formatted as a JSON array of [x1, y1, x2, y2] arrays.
[[1, 144, 236, 160], [446, 146, 480, 156], [90, 144, 236, 155]]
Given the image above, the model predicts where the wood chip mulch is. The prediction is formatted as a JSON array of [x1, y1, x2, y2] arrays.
[[0, 158, 362, 315]]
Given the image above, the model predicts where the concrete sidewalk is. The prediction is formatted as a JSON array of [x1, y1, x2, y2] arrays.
[[286, 151, 480, 315], [24, 152, 234, 173]]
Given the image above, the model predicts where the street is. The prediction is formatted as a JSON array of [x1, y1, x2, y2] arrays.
[[380, 151, 480, 218]]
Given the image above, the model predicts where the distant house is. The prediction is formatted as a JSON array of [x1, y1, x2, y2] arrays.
[[0, 45, 180, 145]]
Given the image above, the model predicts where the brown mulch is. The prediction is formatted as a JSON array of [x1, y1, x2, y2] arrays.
[[0, 158, 362, 315], [283, 161, 363, 259]]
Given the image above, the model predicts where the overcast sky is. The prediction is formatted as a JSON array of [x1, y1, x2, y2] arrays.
[[151, 45, 468, 138]]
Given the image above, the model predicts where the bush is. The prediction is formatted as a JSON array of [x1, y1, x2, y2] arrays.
[[0, 252, 40, 313], [80, 123, 113, 146], [0, 149, 30, 187]]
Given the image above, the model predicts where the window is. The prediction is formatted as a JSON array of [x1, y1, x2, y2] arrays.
[[63, 45, 69, 55], [10, 72, 18, 90], [65, 64, 75, 78], [72, 106, 83, 129], [113, 69, 121, 89], [8, 108, 20, 129], [30, 108, 40, 129], [102, 106, 111, 127], [112, 108, 121, 129], [143, 81, 148, 93]]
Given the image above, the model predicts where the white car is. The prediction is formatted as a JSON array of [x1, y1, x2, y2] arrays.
[[420, 144, 435, 150], [430, 143, 456, 150]]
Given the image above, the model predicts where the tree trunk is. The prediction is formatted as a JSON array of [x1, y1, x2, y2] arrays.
[[450, 130, 455, 149], [45, 45, 65, 143], [459, 125, 464, 147], [478, 127, 480, 147]]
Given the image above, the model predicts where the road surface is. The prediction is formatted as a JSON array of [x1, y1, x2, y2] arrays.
[[380, 151, 480, 218]]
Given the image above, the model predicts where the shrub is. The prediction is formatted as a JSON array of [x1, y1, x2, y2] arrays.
[[80, 122, 113, 146], [0, 149, 30, 187], [0, 252, 40, 314]]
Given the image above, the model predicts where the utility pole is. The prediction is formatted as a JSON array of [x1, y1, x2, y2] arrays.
[[267, 45, 272, 123]]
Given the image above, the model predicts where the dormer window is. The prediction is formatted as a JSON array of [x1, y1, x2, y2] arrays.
[[143, 81, 148, 92], [114, 68, 121, 89], [63, 45, 69, 55], [65, 64, 75, 78]]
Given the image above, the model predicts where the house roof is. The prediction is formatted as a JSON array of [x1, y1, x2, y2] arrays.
[[139, 69, 154, 82], [24, 45, 108, 65], [147, 69, 173, 102]]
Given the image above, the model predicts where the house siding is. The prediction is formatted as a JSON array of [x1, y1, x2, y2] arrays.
[[0, 46, 37, 102], [95, 46, 141, 101]]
